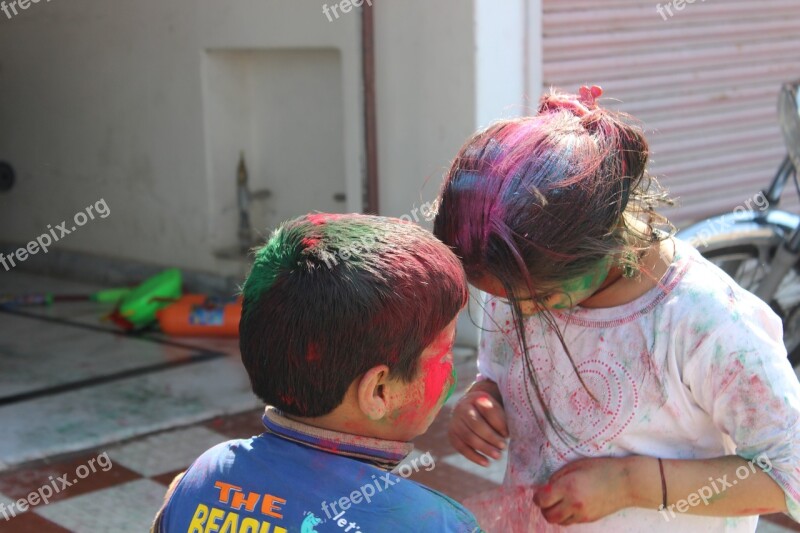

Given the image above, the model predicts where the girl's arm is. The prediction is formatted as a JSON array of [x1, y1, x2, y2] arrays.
[[532, 454, 785, 525], [628, 455, 786, 517]]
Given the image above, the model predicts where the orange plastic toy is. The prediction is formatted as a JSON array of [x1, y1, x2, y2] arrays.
[[156, 294, 242, 337]]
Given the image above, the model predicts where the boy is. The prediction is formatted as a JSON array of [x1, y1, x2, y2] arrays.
[[152, 213, 482, 532]]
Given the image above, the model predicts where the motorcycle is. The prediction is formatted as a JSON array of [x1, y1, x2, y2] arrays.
[[678, 80, 800, 366]]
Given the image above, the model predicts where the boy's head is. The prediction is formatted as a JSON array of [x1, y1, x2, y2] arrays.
[[240, 213, 468, 440]]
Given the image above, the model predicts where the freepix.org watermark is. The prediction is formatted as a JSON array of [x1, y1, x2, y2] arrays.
[[659, 453, 772, 522], [320, 451, 436, 522], [0, 452, 113, 521], [677, 191, 769, 255], [0, 198, 110, 272], [322, 0, 372, 22], [1, 0, 53, 21], [656, 0, 708, 21]]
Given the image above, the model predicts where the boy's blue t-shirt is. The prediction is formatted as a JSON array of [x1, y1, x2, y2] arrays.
[[156, 409, 482, 533]]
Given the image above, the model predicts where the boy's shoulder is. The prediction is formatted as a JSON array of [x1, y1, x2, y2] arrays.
[[159, 431, 482, 532]]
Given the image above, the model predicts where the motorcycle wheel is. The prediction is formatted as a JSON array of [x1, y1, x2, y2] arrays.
[[700, 243, 800, 367]]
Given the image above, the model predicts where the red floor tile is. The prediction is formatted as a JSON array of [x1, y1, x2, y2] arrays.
[[0, 455, 141, 504], [204, 408, 266, 440], [0, 511, 72, 533], [151, 468, 186, 488]]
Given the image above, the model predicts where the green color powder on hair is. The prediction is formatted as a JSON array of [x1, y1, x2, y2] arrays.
[[242, 214, 392, 311]]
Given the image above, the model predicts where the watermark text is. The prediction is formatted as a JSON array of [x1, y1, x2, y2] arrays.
[[0, 198, 110, 272], [0, 452, 113, 520]]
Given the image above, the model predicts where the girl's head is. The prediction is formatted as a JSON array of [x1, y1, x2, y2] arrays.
[[434, 87, 670, 310], [433, 87, 671, 436]]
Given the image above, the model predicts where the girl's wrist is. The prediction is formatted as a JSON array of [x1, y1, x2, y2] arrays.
[[621, 456, 663, 510]]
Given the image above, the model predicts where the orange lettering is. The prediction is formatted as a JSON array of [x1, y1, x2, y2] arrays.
[[214, 481, 241, 504], [260, 495, 286, 519], [231, 490, 260, 512]]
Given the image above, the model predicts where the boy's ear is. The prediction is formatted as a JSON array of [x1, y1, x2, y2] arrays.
[[356, 365, 391, 420]]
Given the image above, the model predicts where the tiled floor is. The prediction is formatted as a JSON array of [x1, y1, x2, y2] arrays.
[[1, 272, 799, 532], [1, 406, 798, 532]]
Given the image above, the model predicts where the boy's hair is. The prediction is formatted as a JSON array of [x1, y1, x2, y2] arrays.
[[240, 213, 468, 417]]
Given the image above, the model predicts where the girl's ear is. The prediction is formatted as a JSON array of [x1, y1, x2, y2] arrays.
[[356, 365, 391, 420]]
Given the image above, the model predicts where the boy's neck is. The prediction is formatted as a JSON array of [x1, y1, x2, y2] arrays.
[[264, 407, 413, 470], [284, 410, 396, 441]]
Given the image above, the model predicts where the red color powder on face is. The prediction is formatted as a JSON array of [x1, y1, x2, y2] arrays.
[[422, 342, 455, 412]]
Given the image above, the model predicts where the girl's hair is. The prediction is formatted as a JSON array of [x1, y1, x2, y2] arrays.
[[433, 88, 672, 438]]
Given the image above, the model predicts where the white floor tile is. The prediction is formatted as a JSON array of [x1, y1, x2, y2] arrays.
[[0, 313, 203, 397], [108, 426, 229, 476], [0, 357, 260, 470], [36, 479, 166, 533]]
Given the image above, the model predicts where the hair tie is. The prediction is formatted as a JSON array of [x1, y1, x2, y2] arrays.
[[539, 85, 603, 118], [578, 85, 603, 109]]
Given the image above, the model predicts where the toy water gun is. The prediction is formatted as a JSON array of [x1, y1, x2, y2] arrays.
[[0, 287, 132, 307], [156, 294, 242, 337], [107, 268, 183, 331]]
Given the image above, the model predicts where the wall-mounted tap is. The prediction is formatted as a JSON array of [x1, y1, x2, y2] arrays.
[[215, 152, 271, 260]]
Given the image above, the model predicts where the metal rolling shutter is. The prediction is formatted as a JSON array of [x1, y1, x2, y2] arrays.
[[542, 0, 800, 225]]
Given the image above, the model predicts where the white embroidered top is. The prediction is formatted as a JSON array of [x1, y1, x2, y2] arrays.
[[477, 238, 800, 532]]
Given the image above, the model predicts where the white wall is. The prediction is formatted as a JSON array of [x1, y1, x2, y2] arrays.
[[372, 0, 478, 220], [0, 0, 363, 276], [0, 0, 541, 344]]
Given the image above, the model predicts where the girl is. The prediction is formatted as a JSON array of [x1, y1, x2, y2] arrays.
[[434, 86, 800, 531]]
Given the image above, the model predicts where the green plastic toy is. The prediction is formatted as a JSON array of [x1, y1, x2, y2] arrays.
[[108, 268, 183, 330]]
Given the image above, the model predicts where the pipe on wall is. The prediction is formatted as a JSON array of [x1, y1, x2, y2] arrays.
[[361, 0, 379, 215]]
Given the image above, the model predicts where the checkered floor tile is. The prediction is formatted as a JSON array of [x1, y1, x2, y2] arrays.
[[0, 408, 797, 532]]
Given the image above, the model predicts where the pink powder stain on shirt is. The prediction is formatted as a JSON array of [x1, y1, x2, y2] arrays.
[[718, 358, 746, 393]]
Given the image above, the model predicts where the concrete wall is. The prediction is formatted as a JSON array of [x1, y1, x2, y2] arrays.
[[0, 0, 364, 277], [372, 0, 477, 219], [0, 0, 541, 344]]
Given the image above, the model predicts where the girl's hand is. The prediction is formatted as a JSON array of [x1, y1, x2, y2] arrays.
[[533, 457, 637, 525], [448, 380, 509, 467]]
